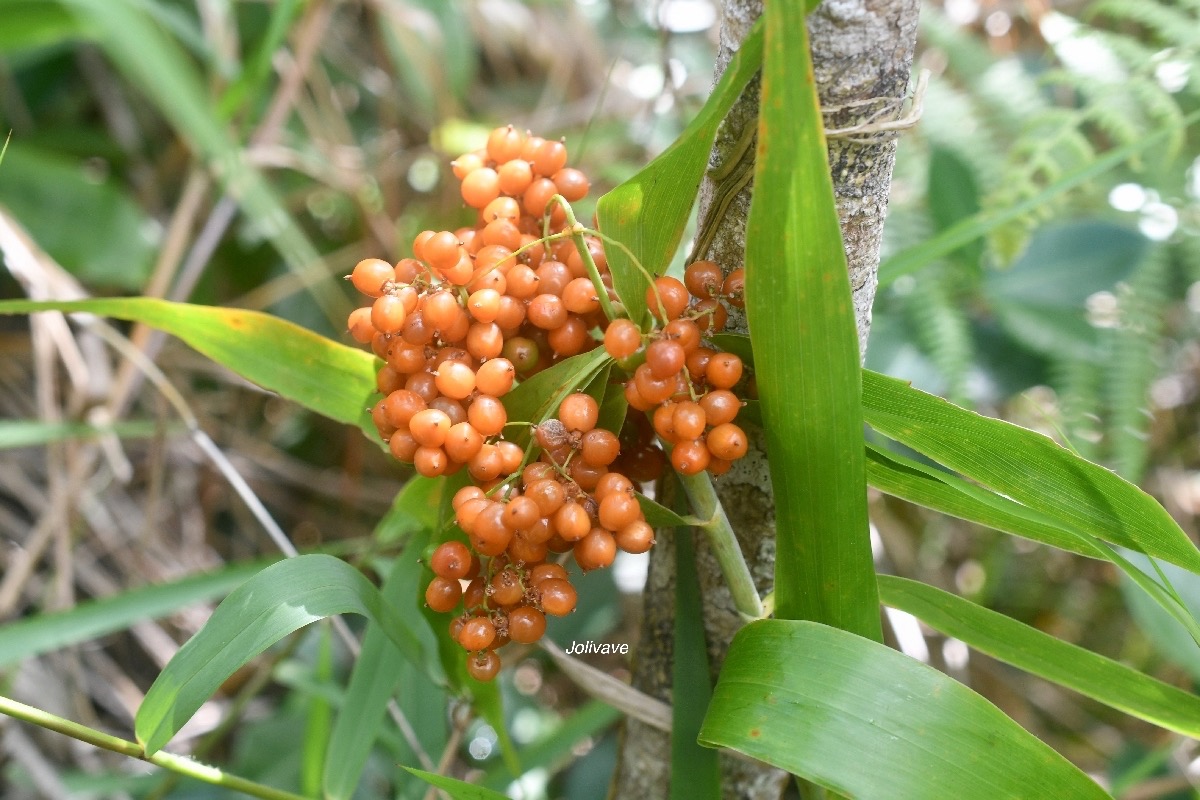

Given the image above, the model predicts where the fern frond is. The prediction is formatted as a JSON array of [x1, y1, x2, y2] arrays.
[[1126, 79, 1188, 157], [1087, 0, 1200, 49], [1051, 357, 1104, 463], [1095, 31, 1167, 69], [1083, 100, 1146, 149], [1107, 245, 1169, 481], [919, 10, 1046, 136], [906, 268, 975, 404]]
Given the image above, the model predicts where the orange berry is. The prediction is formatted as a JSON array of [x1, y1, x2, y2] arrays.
[[350, 258, 395, 297], [670, 439, 711, 476], [409, 408, 452, 447], [498, 158, 534, 196], [347, 307, 375, 343], [461, 167, 501, 208], [574, 528, 617, 571], [604, 319, 642, 359], [435, 361, 477, 400], [684, 260, 723, 300], [645, 276, 689, 322], [486, 125, 525, 163], [552, 168, 589, 201], [707, 422, 749, 460], [532, 140, 568, 177], [476, 358, 516, 396], [371, 294, 407, 334], [706, 353, 743, 389], [559, 393, 599, 432]]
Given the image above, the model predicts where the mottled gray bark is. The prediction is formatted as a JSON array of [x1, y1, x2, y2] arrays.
[[613, 1, 920, 798]]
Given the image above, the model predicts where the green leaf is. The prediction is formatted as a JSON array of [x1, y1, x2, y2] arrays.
[[0, 561, 272, 668], [0, 143, 156, 289], [501, 348, 610, 444], [986, 222, 1147, 362], [865, 444, 1107, 560], [0, 420, 176, 449], [699, 620, 1111, 800], [867, 445, 1200, 648], [706, 332, 754, 366], [375, 475, 445, 544], [0, 298, 378, 439], [1122, 553, 1200, 685], [597, 374, 629, 438], [216, 0, 302, 120], [861, 370, 1200, 575], [301, 624, 334, 796], [324, 479, 446, 800], [745, 3, 879, 638], [0, 1, 87, 53], [927, 147, 981, 254], [672, 531, 720, 800], [596, 21, 763, 323], [878, 576, 1200, 739], [135, 554, 438, 756], [987, 223, 1146, 309], [403, 768, 509, 800], [635, 492, 695, 528]]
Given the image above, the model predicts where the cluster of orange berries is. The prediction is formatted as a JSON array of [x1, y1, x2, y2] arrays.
[[345, 126, 753, 680], [608, 261, 749, 477], [424, 393, 655, 681]]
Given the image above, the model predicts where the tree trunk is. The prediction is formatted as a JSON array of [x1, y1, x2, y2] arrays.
[[612, 1, 920, 798]]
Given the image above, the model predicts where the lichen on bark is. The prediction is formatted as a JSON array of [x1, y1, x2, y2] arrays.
[[612, 1, 920, 798]]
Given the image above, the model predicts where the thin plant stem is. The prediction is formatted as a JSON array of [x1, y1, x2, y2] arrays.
[[547, 195, 621, 323], [677, 470, 764, 620], [0, 694, 308, 800]]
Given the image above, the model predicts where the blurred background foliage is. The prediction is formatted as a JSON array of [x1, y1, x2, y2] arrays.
[[1, 0, 1200, 798]]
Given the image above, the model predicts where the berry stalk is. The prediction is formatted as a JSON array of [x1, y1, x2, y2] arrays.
[[677, 469, 765, 620], [550, 195, 622, 324]]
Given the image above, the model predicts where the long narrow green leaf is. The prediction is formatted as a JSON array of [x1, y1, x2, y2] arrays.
[[672, 530, 720, 800], [1122, 554, 1200, 684], [861, 370, 1200, 574], [745, 2, 879, 637], [0, 420, 178, 450], [135, 554, 440, 756], [596, 21, 763, 322], [301, 624, 334, 796], [869, 445, 1200, 649], [865, 445, 1107, 560], [878, 576, 1200, 739], [403, 768, 509, 800], [699, 620, 1111, 800], [217, 0, 303, 120], [324, 478, 446, 800], [0, 561, 271, 668], [0, 298, 378, 438]]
